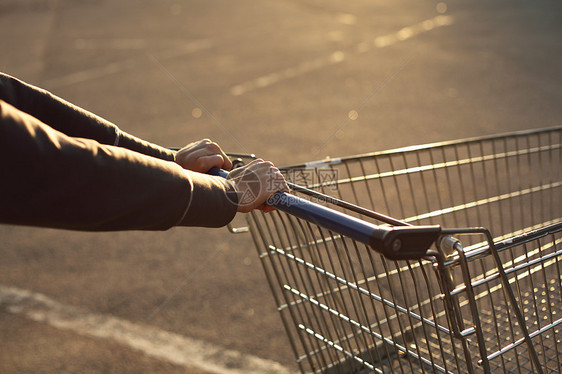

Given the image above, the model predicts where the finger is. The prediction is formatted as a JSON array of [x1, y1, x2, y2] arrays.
[[260, 205, 276, 213], [196, 154, 226, 172], [197, 140, 232, 171], [179, 148, 226, 172], [175, 147, 209, 169], [219, 149, 233, 171], [178, 139, 218, 158], [197, 138, 213, 146]]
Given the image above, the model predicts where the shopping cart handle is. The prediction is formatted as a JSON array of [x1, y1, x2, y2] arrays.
[[268, 191, 441, 260], [209, 168, 441, 260]]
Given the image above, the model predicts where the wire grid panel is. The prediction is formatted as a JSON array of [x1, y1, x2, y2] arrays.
[[248, 127, 561, 373], [443, 225, 562, 373]]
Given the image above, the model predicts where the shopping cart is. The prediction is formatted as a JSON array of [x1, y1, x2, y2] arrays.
[[228, 126, 561, 373]]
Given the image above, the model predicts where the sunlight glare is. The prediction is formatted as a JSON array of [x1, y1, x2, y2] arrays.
[[436, 3, 448, 14], [191, 107, 202, 118]]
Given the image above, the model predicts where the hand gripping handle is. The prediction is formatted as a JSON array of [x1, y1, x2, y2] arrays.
[[209, 167, 440, 260]]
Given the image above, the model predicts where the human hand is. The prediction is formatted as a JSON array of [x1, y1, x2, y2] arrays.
[[175, 139, 233, 172], [226, 159, 289, 213]]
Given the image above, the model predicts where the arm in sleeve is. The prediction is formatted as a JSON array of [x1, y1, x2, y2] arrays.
[[0, 72, 175, 161], [0, 100, 238, 231]]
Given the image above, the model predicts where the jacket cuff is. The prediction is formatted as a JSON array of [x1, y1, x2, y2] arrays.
[[178, 171, 239, 227]]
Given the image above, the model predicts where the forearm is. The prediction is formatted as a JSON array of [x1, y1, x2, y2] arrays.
[[0, 100, 237, 231], [0, 72, 175, 161]]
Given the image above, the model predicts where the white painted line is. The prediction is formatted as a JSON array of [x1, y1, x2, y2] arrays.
[[230, 51, 345, 96], [230, 15, 455, 96], [373, 15, 454, 48], [0, 285, 297, 374], [44, 39, 214, 89]]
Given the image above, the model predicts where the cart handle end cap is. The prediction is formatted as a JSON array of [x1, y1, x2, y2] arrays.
[[370, 225, 441, 260]]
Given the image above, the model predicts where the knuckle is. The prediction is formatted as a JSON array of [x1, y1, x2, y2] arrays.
[[208, 142, 221, 152]]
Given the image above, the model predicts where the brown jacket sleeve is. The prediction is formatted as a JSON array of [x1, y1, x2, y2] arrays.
[[0, 72, 175, 161], [0, 100, 238, 231]]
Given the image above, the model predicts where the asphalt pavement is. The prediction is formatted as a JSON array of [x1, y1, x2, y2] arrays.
[[1, 0, 561, 372]]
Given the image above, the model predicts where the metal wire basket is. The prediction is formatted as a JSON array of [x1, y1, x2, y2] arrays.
[[245, 126, 562, 373]]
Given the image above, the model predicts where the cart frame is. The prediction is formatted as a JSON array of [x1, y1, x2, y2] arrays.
[[241, 126, 561, 373]]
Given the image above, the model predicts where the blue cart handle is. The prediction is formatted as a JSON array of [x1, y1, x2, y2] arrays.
[[209, 167, 440, 260]]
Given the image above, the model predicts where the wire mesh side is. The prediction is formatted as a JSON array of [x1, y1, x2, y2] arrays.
[[285, 127, 561, 246], [248, 126, 562, 373], [441, 224, 562, 372], [249, 210, 469, 373]]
